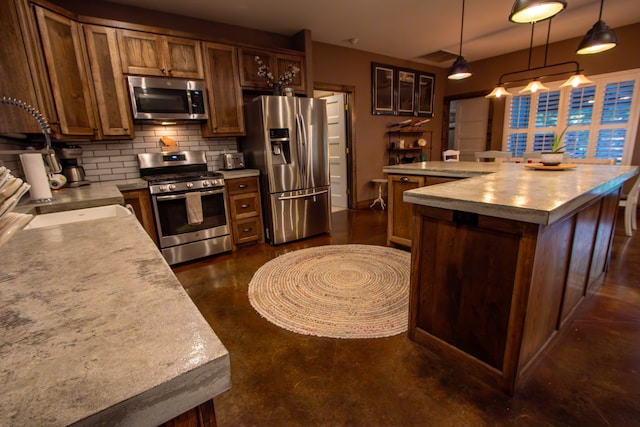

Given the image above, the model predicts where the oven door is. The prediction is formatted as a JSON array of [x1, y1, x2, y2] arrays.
[[152, 188, 230, 248]]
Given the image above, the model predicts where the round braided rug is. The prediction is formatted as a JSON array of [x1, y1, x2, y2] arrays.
[[248, 244, 411, 339]]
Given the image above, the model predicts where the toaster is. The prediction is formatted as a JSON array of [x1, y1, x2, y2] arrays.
[[221, 153, 245, 170]]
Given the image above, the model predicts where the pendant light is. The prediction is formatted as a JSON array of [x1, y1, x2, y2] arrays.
[[448, 0, 472, 80], [560, 73, 594, 88], [486, 18, 593, 99], [576, 0, 617, 55], [509, 0, 567, 24], [485, 85, 512, 98], [519, 80, 549, 93]]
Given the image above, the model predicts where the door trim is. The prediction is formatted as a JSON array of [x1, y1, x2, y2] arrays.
[[314, 82, 356, 209]]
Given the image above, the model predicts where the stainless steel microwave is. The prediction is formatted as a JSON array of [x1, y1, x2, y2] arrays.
[[126, 76, 208, 121]]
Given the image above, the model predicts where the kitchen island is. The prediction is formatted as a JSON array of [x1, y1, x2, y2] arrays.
[[385, 161, 638, 394], [0, 213, 230, 425]]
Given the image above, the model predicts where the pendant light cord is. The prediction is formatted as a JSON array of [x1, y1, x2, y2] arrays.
[[459, 0, 465, 56], [598, 0, 604, 20], [527, 23, 534, 70], [544, 18, 552, 67]]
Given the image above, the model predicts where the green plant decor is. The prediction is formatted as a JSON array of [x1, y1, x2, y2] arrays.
[[551, 126, 569, 152]]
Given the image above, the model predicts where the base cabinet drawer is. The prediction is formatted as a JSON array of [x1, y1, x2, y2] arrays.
[[230, 193, 260, 220], [232, 217, 263, 245]]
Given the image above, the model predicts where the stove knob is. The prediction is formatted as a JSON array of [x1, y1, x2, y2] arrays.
[[168, 184, 176, 191], [202, 181, 210, 187], [186, 182, 193, 188], [159, 185, 168, 192]]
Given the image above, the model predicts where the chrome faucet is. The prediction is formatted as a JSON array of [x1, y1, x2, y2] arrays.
[[0, 96, 62, 173]]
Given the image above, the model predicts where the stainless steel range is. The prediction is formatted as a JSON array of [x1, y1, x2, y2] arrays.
[[138, 151, 231, 265]]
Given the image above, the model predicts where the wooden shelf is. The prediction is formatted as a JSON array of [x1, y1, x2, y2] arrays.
[[388, 147, 423, 151]]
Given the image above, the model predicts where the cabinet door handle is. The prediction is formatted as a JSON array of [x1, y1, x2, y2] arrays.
[[241, 204, 249, 208], [400, 177, 409, 182], [242, 228, 251, 232]]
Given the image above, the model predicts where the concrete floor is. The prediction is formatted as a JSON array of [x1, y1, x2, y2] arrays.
[[173, 208, 640, 426]]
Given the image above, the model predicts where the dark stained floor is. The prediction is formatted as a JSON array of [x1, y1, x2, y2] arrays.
[[173, 208, 640, 426]]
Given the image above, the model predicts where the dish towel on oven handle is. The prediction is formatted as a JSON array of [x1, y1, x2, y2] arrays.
[[185, 191, 203, 225]]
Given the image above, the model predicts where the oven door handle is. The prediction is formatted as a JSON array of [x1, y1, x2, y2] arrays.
[[156, 188, 224, 201], [277, 189, 328, 201]]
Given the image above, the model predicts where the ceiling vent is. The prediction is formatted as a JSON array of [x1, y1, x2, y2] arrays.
[[418, 50, 459, 63]]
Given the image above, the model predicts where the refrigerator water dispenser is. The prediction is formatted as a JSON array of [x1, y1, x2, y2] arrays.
[[269, 128, 291, 164]]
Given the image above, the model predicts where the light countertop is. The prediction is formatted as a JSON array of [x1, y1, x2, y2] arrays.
[[386, 161, 639, 225], [216, 168, 260, 179], [14, 180, 146, 214], [0, 215, 230, 426]]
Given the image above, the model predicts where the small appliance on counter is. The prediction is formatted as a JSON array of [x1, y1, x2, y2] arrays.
[[56, 145, 90, 187], [220, 153, 245, 170]]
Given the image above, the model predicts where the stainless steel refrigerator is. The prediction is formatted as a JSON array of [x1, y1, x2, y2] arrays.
[[242, 95, 331, 244]]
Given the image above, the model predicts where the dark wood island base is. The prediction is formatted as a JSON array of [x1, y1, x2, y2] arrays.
[[408, 188, 621, 395]]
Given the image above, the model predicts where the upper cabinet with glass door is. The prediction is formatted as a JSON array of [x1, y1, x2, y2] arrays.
[[117, 29, 204, 79]]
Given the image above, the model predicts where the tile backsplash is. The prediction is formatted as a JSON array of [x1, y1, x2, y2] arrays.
[[0, 123, 238, 181]]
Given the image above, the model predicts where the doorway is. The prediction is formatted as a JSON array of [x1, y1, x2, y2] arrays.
[[448, 97, 490, 161], [314, 86, 354, 211]]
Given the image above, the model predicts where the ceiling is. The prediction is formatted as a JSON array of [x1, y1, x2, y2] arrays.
[[108, 0, 640, 68]]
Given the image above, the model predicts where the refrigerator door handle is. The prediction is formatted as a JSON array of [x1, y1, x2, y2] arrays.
[[295, 112, 308, 185], [277, 189, 328, 201]]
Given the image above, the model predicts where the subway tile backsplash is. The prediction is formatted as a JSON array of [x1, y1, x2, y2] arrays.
[[1, 123, 239, 181]]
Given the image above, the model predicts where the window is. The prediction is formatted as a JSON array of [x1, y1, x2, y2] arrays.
[[503, 69, 640, 164]]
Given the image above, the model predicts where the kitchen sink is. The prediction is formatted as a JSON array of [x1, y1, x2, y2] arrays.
[[24, 204, 132, 229]]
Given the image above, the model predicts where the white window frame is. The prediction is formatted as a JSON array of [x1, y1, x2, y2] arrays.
[[502, 68, 640, 164]]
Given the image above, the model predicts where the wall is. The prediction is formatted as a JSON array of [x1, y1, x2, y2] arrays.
[[0, 126, 237, 181], [312, 42, 446, 205], [444, 22, 640, 166]]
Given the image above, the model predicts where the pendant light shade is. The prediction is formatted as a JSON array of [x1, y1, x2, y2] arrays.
[[577, 0, 617, 55], [576, 21, 617, 55], [448, 0, 472, 80], [519, 80, 549, 94], [509, 0, 567, 23], [485, 85, 512, 98], [560, 73, 594, 88], [448, 56, 472, 80]]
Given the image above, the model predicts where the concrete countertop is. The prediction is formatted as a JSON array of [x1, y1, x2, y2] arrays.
[[216, 168, 260, 179], [15, 181, 125, 214], [386, 161, 639, 225], [0, 214, 230, 426]]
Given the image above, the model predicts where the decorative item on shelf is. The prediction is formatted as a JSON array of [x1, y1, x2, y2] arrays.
[[576, 0, 617, 55], [255, 56, 300, 96], [486, 19, 593, 98], [448, 0, 472, 80], [540, 126, 568, 166]]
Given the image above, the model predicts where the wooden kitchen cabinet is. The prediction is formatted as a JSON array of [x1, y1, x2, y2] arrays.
[[0, 0, 48, 135], [121, 188, 158, 246], [201, 42, 245, 136], [117, 29, 204, 79], [83, 25, 134, 139], [387, 174, 459, 247], [387, 174, 425, 247], [408, 188, 620, 394], [225, 176, 264, 246], [34, 5, 98, 138], [238, 47, 305, 93]]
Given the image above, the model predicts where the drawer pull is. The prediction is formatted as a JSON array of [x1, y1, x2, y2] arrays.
[[241, 204, 249, 208], [238, 184, 248, 189], [242, 228, 252, 232], [400, 177, 409, 182]]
